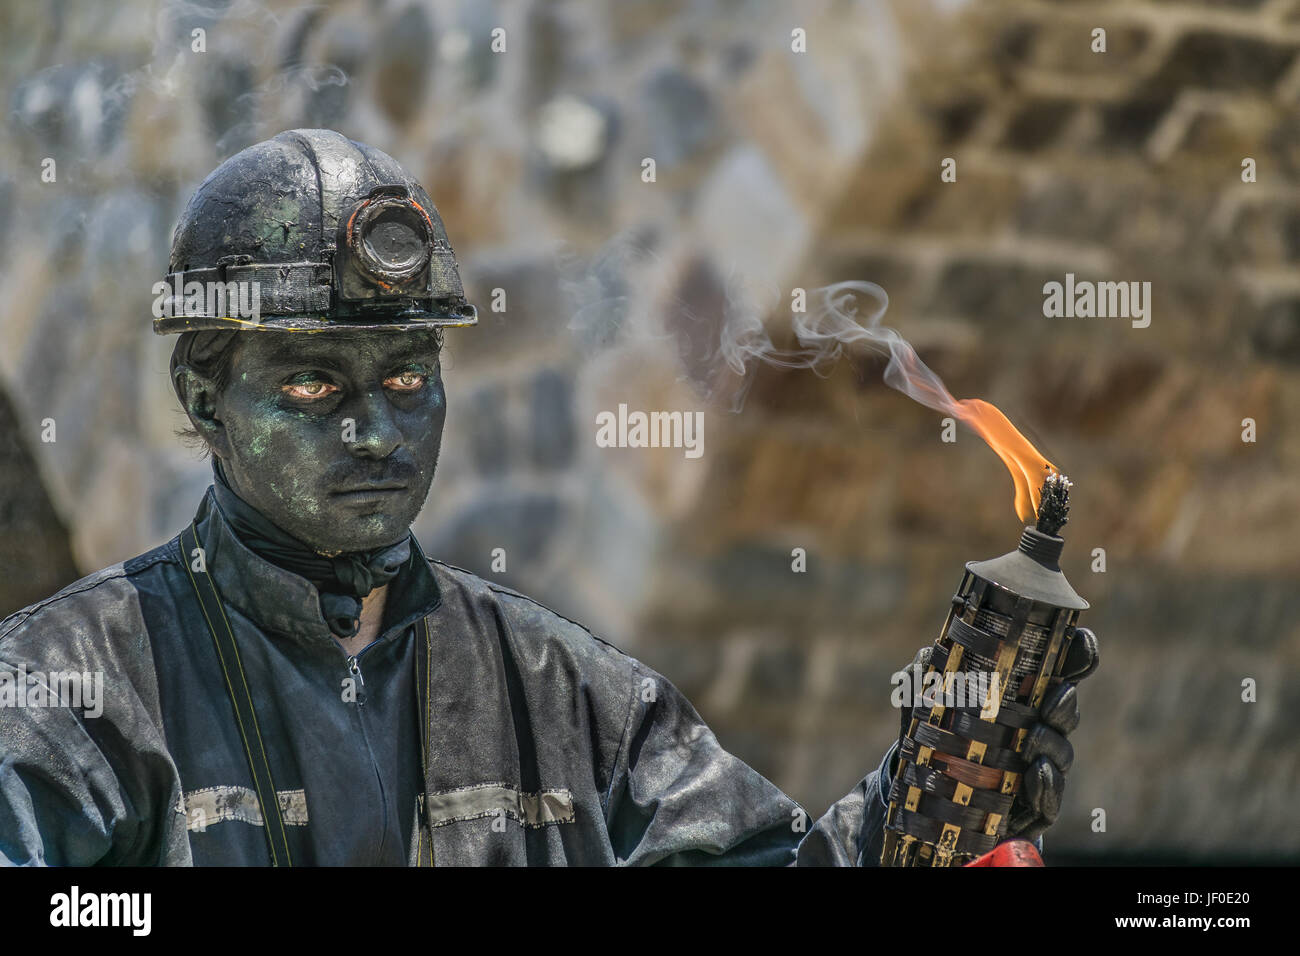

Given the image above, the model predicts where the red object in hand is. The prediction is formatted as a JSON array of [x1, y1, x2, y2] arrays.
[[964, 839, 1044, 867]]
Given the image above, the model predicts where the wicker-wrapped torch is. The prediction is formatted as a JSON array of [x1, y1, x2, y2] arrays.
[[880, 473, 1088, 867]]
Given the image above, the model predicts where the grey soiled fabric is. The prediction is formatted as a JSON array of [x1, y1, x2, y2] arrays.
[[0, 487, 893, 866]]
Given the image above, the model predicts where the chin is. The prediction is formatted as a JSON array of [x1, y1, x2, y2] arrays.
[[239, 477, 432, 555], [313, 512, 416, 554], [275, 493, 422, 555]]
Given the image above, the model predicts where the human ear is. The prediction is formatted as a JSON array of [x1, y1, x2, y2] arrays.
[[173, 366, 232, 461]]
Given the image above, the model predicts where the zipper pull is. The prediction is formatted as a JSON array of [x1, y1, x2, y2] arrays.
[[346, 655, 366, 705]]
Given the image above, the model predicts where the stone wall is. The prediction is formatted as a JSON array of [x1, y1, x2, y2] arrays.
[[0, 0, 1295, 861]]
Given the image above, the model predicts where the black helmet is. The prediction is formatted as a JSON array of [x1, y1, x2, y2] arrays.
[[154, 128, 477, 334]]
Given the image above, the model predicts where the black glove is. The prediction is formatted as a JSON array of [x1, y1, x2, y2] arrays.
[[1005, 626, 1099, 840], [892, 627, 1100, 841]]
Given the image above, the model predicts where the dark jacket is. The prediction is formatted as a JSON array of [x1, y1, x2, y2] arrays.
[[0, 487, 893, 865]]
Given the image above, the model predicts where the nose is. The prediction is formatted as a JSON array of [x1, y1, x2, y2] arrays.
[[345, 391, 403, 460]]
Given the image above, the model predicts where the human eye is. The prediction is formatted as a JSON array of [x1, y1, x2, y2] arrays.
[[383, 367, 428, 393], [280, 373, 341, 401]]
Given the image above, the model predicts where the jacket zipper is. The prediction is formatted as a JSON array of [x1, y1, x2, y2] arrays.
[[346, 654, 365, 698], [343, 633, 430, 865], [342, 642, 390, 863], [343, 638, 380, 702]]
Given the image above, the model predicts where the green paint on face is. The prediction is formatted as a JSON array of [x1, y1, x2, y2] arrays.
[[213, 329, 446, 553]]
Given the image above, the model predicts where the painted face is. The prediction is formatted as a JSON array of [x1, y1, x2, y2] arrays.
[[212, 330, 446, 553]]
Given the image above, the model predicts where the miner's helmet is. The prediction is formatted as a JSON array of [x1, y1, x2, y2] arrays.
[[153, 128, 477, 334]]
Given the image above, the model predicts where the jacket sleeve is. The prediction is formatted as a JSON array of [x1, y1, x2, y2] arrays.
[[601, 657, 897, 866], [0, 597, 190, 866], [795, 740, 897, 866], [0, 662, 133, 865], [602, 659, 804, 865]]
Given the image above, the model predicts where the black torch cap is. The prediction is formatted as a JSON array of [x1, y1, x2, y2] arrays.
[[966, 527, 1089, 610], [965, 473, 1088, 610]]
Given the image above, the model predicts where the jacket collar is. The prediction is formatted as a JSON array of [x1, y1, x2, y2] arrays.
[[190, 486, 441, 644]]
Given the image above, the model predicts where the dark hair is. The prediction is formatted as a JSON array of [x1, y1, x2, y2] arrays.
[[171, 331, 241, 457]]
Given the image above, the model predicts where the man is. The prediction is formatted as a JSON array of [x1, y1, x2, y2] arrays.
[[0, 129, 1095, 865]]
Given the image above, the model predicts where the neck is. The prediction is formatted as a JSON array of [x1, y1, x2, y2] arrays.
[[337, 585, 389, 657]]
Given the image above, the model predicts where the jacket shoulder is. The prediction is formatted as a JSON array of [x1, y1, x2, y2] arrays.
[[425, 558, 640, 676], [0, 539, 180, 653]]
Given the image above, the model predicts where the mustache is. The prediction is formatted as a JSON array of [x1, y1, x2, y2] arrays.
[[323, 455, 423, 489]]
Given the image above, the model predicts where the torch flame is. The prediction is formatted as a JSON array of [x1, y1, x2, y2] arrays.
[[953, 399, 1055, 522], [878, 331, 1057, 522]]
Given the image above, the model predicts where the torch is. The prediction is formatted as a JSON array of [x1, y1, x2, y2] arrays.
[[880, 472, 1088, 867]]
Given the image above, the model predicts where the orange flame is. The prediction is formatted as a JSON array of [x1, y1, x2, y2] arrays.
[[953, 399, 1056, 522], [882, 345, 1056, 522]]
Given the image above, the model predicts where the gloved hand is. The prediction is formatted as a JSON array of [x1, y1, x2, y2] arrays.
[[893, 627, 1100, 842], [1006, 627, 1099, 840]]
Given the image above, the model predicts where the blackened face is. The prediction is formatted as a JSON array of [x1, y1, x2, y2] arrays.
[[212, 330, 445, 553]]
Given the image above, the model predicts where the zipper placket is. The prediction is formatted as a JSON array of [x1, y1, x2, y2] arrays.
[[416, 618, 434, 867], [341, 638, 389, 863]]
